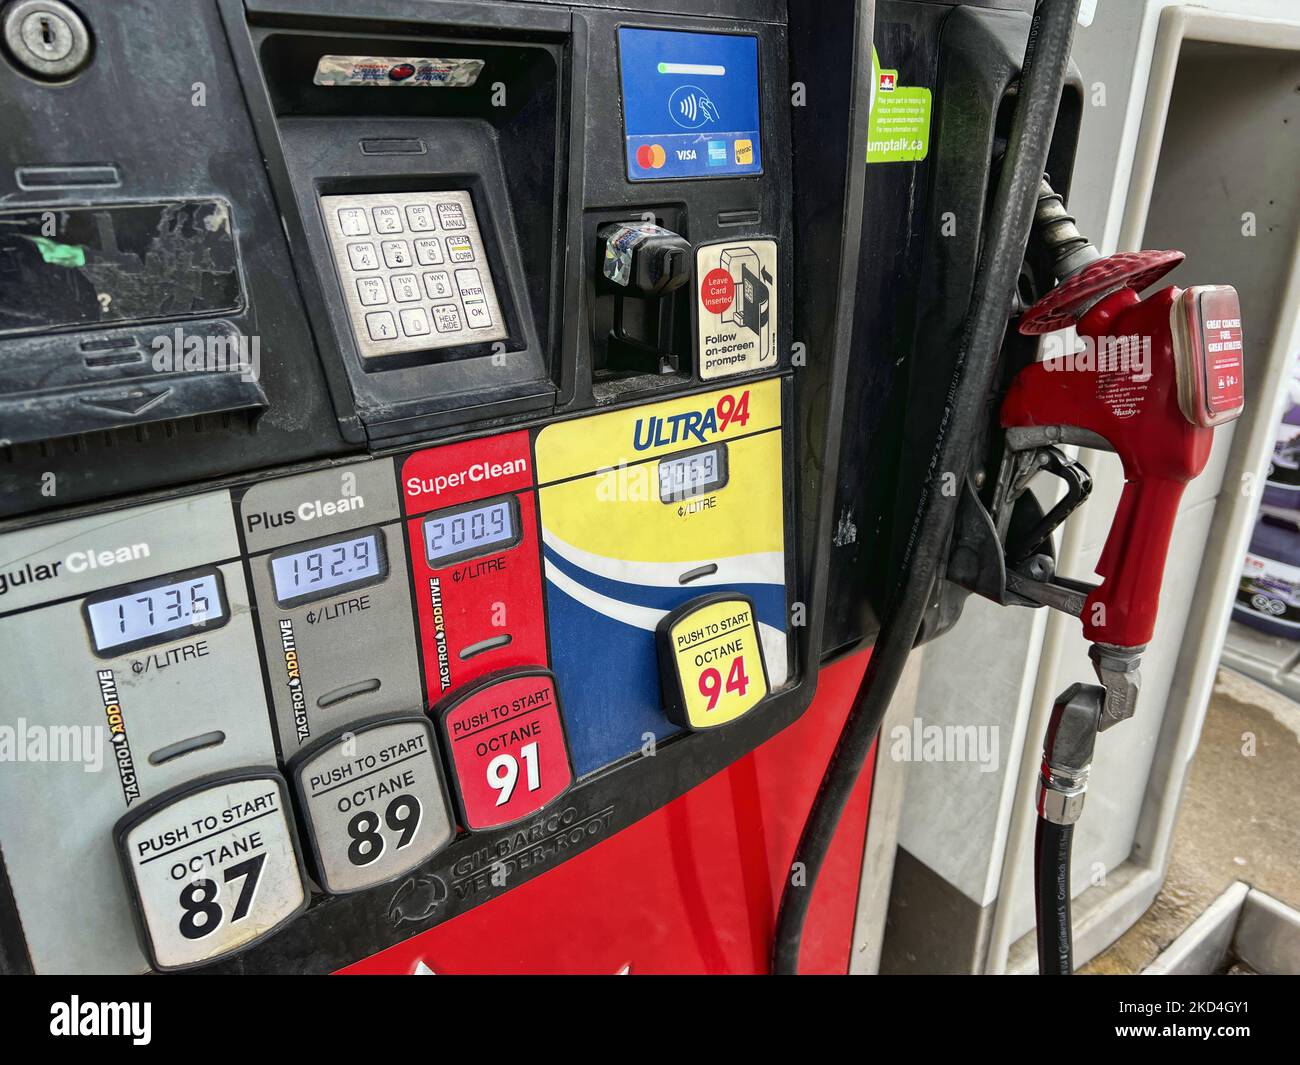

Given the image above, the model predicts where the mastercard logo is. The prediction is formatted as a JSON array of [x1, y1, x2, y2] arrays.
[[635, 144, 667, 170]]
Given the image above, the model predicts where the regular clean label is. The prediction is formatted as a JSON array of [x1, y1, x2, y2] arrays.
[[116, 773, 306, 970], [657, 594, 769, 730], [437, 669, 574, 831], [695, 239, 778, 380], [292, 717, 455, 894]]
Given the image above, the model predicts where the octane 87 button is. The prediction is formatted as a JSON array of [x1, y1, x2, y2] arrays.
[[114, 769, 308, 971], [434, 668, 574, 831]]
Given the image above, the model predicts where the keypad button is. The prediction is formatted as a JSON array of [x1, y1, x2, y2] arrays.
[[423, 270, 453, 300], [372, 206, 403, 233], [464, 300, 493, 329], [347, 242, 379, 271], [414, 238, 443, 266], [391, 273, 420, 302], [381, 240, 412, 268], [338, 207, 370, 236], [356, 277, 388, 306], [365, 311, 398, 341], [445, 235, 474, 263], [436, 202, 467, 230], [399, 307, 431, 336], [405, 204, 436, 231], [431, 304, 464, 332]]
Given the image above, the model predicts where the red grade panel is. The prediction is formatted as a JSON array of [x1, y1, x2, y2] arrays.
[[339, 648, 875, 975], [402, 433, 549, 700]]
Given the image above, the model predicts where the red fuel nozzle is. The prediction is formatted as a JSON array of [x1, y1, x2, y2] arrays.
[[1002, 250, 1245, 650]]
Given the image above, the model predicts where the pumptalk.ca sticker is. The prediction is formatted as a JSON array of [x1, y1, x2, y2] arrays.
[[867, 46, 932, 163], [695, 240, 778, 380]]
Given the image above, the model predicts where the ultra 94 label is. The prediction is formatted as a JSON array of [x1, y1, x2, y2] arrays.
[[116, 772, 307, 971], [438, 669, 574, 831], [291, 717, 455, 895]]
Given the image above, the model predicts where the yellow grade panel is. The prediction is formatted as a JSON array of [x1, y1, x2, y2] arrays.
[[534, 377, 781, 484], [538, 427, 783, 564]]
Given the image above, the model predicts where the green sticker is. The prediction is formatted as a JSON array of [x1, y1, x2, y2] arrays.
[[24, 235, 86, 268], [867, 46, 931, 164]]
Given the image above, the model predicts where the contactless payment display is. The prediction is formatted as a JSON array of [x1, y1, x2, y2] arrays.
[[619, 28, 762, 181], [435, 669, 574, 831]]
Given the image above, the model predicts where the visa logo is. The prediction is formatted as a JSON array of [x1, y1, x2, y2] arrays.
[[676, 149, 697, 161]]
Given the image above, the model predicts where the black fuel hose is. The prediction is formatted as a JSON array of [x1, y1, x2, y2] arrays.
[[1034, 818, 1075, 975], [771, 0, 1082, 974]]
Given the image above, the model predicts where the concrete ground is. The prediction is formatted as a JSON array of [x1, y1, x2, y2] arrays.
[[1084, 666, 1300, 974]]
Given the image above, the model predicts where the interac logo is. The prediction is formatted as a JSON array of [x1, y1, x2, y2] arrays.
[[49, 997, 151, 1045]]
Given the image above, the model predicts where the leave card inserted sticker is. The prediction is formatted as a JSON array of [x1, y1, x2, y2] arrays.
[[290, 716, 456, 895], [115, 769, 307, 971], [435, 668, 574, 831], [657, 593, 769, 730], [696, 239, 778, 379]]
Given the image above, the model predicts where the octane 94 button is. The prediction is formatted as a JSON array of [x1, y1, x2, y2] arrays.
[[435, 668, 574, 831], [657, 593, 770, 730], [115, 769, 307, 971], [290, 715, 455, 895]]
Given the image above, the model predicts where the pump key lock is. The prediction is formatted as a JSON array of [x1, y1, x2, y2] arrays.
[[3, 0, 91, 80]]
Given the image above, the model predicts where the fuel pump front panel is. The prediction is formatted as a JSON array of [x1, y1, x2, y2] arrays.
[[0, 0, 837, 976]]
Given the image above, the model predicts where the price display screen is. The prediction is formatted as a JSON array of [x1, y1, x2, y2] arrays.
[[270, 530, 386, 606], [658, 444, 728, 503], [424, 497, 519, 567], [85, 570, 227, 654]]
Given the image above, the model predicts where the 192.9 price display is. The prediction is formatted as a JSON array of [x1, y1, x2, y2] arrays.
[[269, 530, 385, 606], [436, 669, 574, 831]]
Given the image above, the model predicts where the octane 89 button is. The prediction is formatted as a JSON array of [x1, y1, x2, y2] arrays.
[[656, 593, 770, 731], [290, 716, 455, 895], [114, 769, 307, 971], [435, 668, 574, 831]]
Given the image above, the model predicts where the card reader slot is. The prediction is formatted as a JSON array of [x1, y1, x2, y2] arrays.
[[147, 730, 226, 766]]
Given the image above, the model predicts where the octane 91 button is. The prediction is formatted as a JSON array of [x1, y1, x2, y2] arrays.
[[290, 715, 455, 895], [435, 668, 574, 831], [657, 593, 770, 730], [114, 769, 307, 971]]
